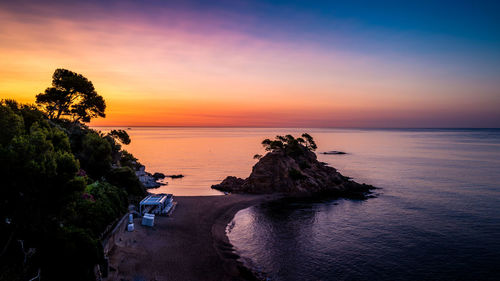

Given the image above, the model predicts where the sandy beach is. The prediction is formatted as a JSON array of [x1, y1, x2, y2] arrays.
[[107, 194, 279, 281]]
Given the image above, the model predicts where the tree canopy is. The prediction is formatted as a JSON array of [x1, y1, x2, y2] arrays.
[[108, 129, 131, 145], [261, 133, 317, 154], [35, 69, 106, 122]]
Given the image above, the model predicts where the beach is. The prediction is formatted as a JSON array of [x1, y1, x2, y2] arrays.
[[107, 194, 278, 281]]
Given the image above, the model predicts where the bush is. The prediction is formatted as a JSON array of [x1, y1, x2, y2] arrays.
[[0, 102, 24, 146], [41, 226, 102, 281], [106, 167, 145, 196], [78, 132, 112, 178], [71, 182, 128, 237], [120, 150, 138, 168]]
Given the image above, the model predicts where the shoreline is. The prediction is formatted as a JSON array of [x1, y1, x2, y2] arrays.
[[210, 194, 283, 280], [107, 194, 280, 281]]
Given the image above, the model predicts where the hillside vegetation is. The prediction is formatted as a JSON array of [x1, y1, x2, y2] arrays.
[[0, 69, 146, 280]]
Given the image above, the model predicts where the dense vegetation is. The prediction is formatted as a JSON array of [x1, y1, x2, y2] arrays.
[[254, 133, 317, 160], [0, 69, 146, 280]]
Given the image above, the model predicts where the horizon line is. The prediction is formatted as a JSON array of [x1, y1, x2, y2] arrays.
[[89, 125, 500, 130]]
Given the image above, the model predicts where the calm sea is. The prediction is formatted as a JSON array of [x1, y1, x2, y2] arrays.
[[102, 127, 500, 280]]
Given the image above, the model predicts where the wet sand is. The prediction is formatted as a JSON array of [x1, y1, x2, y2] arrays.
[[107, 194, 279, 281]]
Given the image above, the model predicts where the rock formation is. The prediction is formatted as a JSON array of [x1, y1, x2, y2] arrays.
[[212, 143, 374, 198], [153, 172, 166, 180], [135, 166, 166, 188], [167, 174, 184, 179], [322, 150, 347, 155]]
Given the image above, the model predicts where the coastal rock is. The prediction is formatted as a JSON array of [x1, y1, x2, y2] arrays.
[[322, 151, 347, 155], [153, 172, 166, 179], [135, 166, 162, 188], [136, 165, 147, 176], [167, 174, 184, 179], [212, 145, 374, 198], [138, 175, 161, 188], [212, 176, 245, 192]]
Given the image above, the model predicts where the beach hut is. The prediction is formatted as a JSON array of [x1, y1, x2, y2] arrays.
[[139, 194, 174, 215]]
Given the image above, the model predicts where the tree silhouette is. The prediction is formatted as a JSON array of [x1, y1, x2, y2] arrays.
[[36, 69, 106, 122], [108, 129, 131, 145], [261, 133, 317, 154], [301, 133, 317, 151]]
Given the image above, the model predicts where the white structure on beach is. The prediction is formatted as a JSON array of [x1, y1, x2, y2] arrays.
[[141, 213, 155, 227], [139, 194, 174, 215]]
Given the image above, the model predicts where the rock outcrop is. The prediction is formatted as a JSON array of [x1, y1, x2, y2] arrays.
[[322, 150, 347, 155], [212, 145, 374, 198], [135, 166, 166, 188], [153, 172, 166, 180], [167, 174, 184, 179]]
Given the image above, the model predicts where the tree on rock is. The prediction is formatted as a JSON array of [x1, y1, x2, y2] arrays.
[[301, 133, 317, 151], [36, 68, 106, 122], [261, 133, 317, 155]]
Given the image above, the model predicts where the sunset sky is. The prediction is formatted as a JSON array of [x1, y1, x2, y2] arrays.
[[1, 0, 499, 127]]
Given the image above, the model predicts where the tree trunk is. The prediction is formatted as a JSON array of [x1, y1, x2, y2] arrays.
[[0, 230, 15, 257], [56, 107, 63, 120]]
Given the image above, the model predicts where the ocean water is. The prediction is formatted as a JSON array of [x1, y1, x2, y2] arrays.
[[100, 127, 500, 280], [226, 129, 500, 281]]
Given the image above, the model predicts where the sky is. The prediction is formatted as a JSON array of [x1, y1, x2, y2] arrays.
[[0, 0, 499, 127]]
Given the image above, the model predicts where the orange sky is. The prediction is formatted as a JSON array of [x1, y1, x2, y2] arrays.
[[1, 1, 499, 127]]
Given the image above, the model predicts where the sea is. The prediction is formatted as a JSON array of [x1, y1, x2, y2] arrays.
[[100, 127, 500, 280]]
